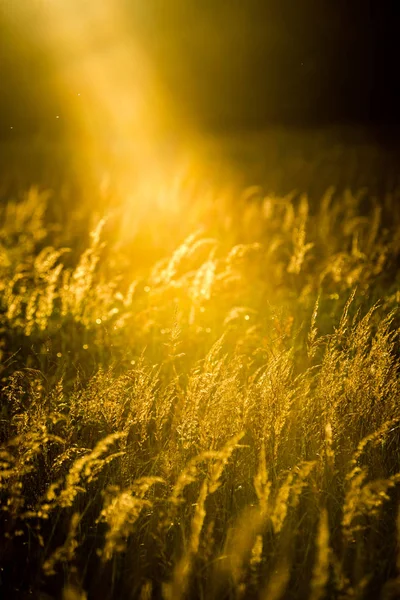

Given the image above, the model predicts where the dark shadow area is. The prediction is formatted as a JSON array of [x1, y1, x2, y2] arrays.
[[1, 1, 400, 141]]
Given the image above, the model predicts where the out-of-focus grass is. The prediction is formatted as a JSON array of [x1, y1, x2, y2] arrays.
[[0, 130, 400, 599]]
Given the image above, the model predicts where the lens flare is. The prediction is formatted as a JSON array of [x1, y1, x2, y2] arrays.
[[16, 0, 197, 198]]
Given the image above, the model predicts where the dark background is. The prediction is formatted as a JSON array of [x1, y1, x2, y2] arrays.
[[0, 0, 399, 139]]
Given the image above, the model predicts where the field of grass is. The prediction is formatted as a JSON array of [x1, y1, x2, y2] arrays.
[[1, 131, 400, 599]]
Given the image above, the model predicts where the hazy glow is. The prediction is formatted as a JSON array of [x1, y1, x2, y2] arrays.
[[25, 0, 195, 198]]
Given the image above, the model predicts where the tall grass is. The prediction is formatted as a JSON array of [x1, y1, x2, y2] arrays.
[[0, 167, 400, 599]]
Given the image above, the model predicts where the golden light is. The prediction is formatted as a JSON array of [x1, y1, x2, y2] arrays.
[[4, 0, 238, 267], [13, 0, 201, 203]]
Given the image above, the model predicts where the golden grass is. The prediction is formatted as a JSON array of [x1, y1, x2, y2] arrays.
[[0, 173, 400, 599]]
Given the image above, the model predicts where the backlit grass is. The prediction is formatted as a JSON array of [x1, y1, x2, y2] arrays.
[[0, 146, 400, 599]]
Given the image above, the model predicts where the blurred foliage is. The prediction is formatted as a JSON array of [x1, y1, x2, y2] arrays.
[[0, 140, 400, 599]]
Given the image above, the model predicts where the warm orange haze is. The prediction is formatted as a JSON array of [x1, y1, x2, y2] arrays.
[[0, 2, 400, 599], [14, 0, 198, 188]]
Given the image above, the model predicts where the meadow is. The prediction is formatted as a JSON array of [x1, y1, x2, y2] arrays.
[[0, 129, 400, 599]]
